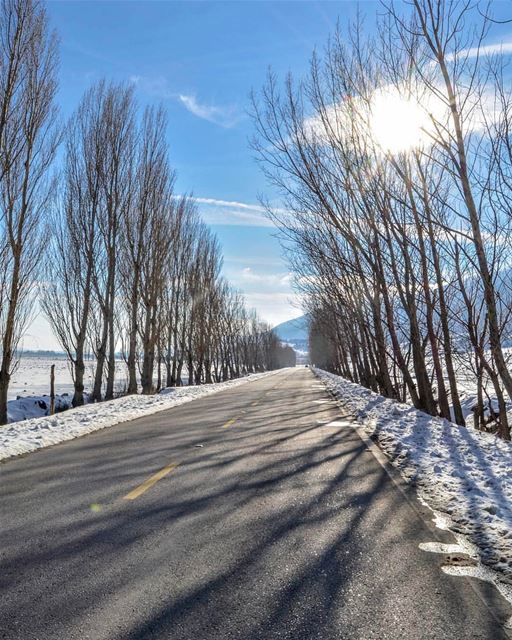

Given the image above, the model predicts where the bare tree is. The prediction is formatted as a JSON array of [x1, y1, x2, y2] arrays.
[[251, 2, 512, 440], [0, 0, 59, 423], [42, 84, 104, 407], [89, 81, 136, 402]]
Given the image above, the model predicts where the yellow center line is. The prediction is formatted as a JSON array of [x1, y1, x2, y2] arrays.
[[222, 416, 238, 428], [123, 462, 179, 501]]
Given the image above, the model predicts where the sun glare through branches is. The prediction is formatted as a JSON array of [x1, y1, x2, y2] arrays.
[[369, 88, 432, 153]]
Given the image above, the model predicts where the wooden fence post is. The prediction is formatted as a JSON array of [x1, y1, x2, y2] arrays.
[[50, 364, 55, 415]]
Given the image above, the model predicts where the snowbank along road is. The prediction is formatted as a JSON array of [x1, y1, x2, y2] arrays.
[[0, 367, 511, 639], [315, 368, 512, 588]]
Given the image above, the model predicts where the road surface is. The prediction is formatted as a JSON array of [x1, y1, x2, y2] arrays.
[[0, 367, 510, 639]]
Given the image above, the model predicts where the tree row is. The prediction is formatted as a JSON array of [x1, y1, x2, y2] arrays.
[[0, 0, 291, 424], [252, 0, 512, 439]]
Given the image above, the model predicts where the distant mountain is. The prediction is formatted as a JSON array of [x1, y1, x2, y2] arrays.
[[274, 315, 309, 341], [19, 350, 67, 358]]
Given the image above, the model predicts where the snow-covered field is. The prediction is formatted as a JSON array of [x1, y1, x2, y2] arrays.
[[450, 354, 512, 425], [8, 356, 133, 400], [9, 356, 80, 400], [7, 356, 98, 424], [6, 356, 194, 423], [314, 368, 512, 581], [0, 370, 280, 462], [6, 356, 128, 424]]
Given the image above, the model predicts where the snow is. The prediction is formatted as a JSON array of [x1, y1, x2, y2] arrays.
[[8, 357, 81, 400], [444, 351, 512, 426], [7, 393, 76, 423], [0, 371, 279, 462], [7, 356, 188, 404], [314, 367, 512, 581], [6, 356, 196, 423]]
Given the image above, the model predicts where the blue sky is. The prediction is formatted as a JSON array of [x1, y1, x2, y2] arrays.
[[29, 0, 512, 350], [28, 0, 371, 350]]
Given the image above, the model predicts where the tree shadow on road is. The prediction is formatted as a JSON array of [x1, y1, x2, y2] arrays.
[[0, 375, 508, 639]]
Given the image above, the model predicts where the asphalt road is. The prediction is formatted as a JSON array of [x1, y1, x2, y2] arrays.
[[0, 367, 511, 639]]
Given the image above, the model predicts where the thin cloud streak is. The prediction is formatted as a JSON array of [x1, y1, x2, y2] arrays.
[[198, 204, 273, 227], [178, 94, 240, 128], [194, 196, 290, 226], [447, 40, 512, 61], [195, 197, 268, 212], [173, 195, 282, 227], [129, 76, 240, 128], [240, 267, 292, 286]]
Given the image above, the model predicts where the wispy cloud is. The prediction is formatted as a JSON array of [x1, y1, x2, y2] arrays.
[[178, 95, 240, 128], [240, 267, 292, 286], [195, 197, 267, 212], [129, 74, 171, 97], [129, 75, 240, 128], [447, 40, 512, 61], [191, 196, 276, 227], [194, 197, 292, 226]]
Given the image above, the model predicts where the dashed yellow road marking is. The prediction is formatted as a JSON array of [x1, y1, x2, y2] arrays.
[[222, 417, 238, 428], [123, 378, 285, 501], [123, 462, 179, 500]]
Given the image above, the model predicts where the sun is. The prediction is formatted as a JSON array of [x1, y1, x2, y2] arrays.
[[369, 88, 430, 153]]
